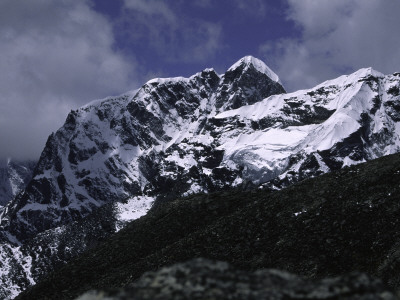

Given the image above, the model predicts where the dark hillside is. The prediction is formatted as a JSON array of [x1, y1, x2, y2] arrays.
[[18, 152, 400, 299]]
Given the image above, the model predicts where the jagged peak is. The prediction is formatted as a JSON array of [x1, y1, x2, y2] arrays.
[[190, 68, 220, 80], [227, 55, 281, 83], [201, 67, 218, 74], [351, 67, 384, 80], [310, 67, 385, 92], [145, 69, 220, 86], [81, 89, 139, 110], [146, 76, 188, 86]]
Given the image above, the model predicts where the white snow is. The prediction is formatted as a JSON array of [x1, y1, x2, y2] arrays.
[[114, 196, 154, 231], [182, 183, 204, 196], [82, 89, 138, 109], [146, 76, 189, 85], [219, 126, 313, 163], [293, 210, 307, 217], [0, 243, 35, 300], [314, 153, 330, 173], [343, 156, 364, 167]]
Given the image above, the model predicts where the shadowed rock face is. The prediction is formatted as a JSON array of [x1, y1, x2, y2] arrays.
[[76, 259, 396, 300], [0, 160, 36, 206]]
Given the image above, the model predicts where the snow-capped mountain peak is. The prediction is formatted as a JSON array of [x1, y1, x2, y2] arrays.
[[216, 56, 285, 111], [227, 55, 281, 83]]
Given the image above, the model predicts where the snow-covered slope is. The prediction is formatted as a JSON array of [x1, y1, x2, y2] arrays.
[[0, 160, 36, 207], [1, 56, 400, 298], [215, 67, 400, 187]]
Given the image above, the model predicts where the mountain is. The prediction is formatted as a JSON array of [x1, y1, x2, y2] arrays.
[[1, 56, 400, 298], [2, 58, 400, 244], [0, 56, 286, 244], [0, 159, 36, 207], [16, 152, 400, 299]]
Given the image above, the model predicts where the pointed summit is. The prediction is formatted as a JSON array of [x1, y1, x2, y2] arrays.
[[227, 56, 281, 83], [215, 56, 286, 111]]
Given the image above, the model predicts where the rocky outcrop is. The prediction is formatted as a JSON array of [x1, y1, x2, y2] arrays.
[[0, 159, 36, 207], [76, 259, 396, 300]]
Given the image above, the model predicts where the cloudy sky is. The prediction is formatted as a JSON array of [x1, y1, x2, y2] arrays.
[[1, 0, 400, 161]]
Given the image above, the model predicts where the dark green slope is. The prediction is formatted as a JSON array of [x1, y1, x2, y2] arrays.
[[18, 152, 400, 299]]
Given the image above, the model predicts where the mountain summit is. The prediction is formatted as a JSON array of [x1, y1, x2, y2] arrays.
[[216, 56, 284, 110], [227, 55, 281, 83]]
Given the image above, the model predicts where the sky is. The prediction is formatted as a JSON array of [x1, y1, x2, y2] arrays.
[[1, 0, 400, 162]]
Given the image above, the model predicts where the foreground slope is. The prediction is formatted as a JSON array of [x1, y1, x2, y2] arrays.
[[17, 152, 400, 299], [78, 259, 396, 300]]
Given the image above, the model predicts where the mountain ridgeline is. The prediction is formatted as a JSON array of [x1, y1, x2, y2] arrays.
[[0, 56, 286, 243], [1, 56, 400, 299]]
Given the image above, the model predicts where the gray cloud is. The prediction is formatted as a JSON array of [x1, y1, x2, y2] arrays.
[[122, 0, 223, 63], [260, 0, 400, 91], [123, 0, 177, 24], [0, 0, 136, 161]]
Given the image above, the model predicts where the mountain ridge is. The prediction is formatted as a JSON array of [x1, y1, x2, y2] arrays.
[[1, 56, 400, 299], [0, 55, 286, 244]]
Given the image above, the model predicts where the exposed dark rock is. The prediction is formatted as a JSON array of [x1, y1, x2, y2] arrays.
[[0, 159, 36, 206], [215, 59, 285, 110]]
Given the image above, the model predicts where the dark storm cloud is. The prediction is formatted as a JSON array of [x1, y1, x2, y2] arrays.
[[260, 0, 400, 91], [0, 0, 135, 160]]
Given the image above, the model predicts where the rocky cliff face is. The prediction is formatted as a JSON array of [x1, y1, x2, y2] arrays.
[[1, 56, 400, 299], [0, 56, 285, 243], [0, 160, 36, 207]]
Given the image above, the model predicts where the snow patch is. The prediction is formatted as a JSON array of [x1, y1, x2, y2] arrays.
[[115, 196, 154, 231], [0, 243, 35, 299]]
